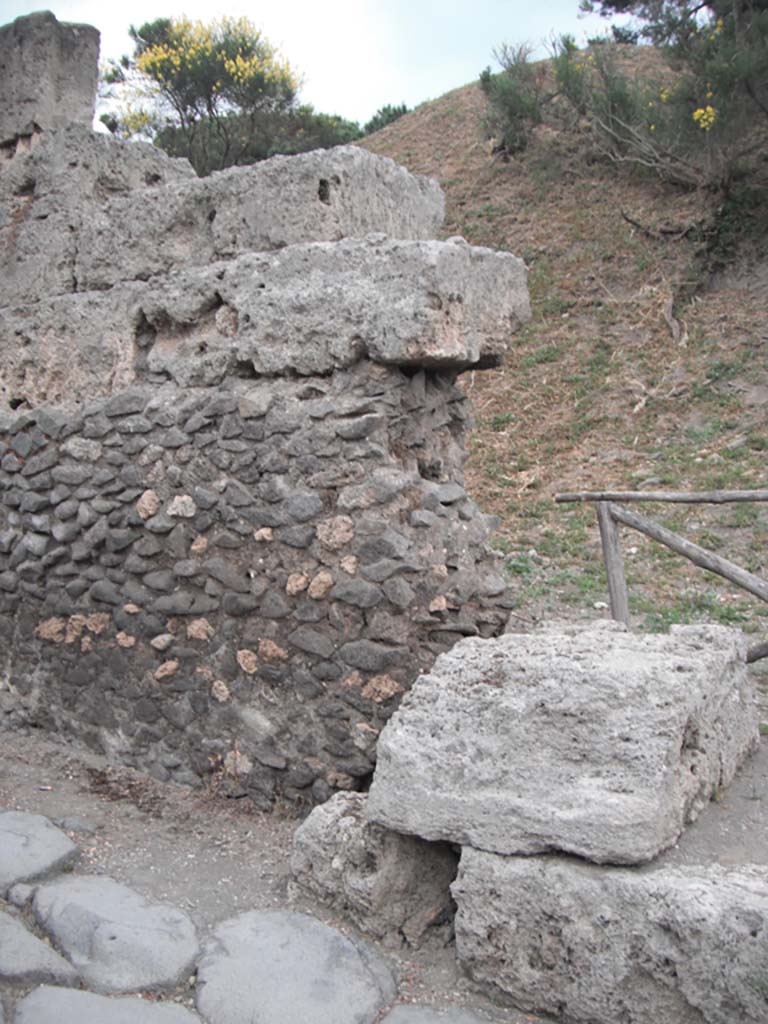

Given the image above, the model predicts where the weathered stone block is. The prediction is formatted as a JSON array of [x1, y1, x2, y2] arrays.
[[366, 623, 759, 864], [1, 237, 528, 409], [77, 145, 445, 290], [0, 12, 99, 144], [290, 792, 458, 945], [453, 846, 768, 1024]]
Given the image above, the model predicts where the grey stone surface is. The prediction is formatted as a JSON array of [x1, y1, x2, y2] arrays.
[[14, 986, 201, 1023], [1, 236, 527, 409], [0, 909, 79, 985], [382, 1009, 501, 1024], [32, 875, 199, 993], [195, 910, 396, 1024], [0, 810, 79, 894], [453, 846, 768, 1024], [366, 623, 759, 864], [290, 792, 458, 945], [78, 146, 444, 291], [0, 126, 194, 317], [0, 12, 99, 144]]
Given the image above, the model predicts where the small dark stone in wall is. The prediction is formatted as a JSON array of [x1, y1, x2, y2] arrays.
[[83, 415, 112, 439], [1, 453, 22, 473], [21, 448, 57, 477], [338, 639, 407, 672], [278, 525, 315, 549], [20, 492, 50, 513], [144, 514, 175, 533], [105, 391, 149, 417], [52, 464, 92, 486], [288, 626, 336, 659], [143, 570, 176, 593], [0, 571, 18, 591], [284, 491, 324, 523], [204, 557, 252, 593], [221, 593, 260, 616], [151, 590, 219, 615], [192, 486, 218, 510], [330, 579, 382, 609], [89, 579, 122, 605]]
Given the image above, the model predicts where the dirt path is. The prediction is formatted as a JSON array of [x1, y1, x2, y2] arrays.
[[0, 728, 545, 1023]]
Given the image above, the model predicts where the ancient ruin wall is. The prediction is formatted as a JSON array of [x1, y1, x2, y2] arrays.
[[0, 13, 530, 808], [0, 12, 99, 145]]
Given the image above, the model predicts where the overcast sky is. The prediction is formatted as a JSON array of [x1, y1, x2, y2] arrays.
[[0, 1, 620, 124]]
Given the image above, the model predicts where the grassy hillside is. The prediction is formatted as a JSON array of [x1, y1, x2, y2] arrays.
[[359, 67, 768, 653]]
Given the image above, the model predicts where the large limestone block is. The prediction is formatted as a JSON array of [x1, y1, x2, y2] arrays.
[[143, 236, 529, 379], [366, 623, 758, 864], [290, 792, 458, 945], [0, 126, 194, 309], [0, 12, 99, 144], [0, 236, 529, 409], [76, 145, 445, 290], [453, 847, 768, 1024]]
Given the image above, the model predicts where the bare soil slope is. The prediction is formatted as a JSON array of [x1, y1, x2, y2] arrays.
[[360, 72, 768, 665]]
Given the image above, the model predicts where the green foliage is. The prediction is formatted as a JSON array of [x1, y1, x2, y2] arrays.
[[479, 44, 550, 154], [100, 16, 361, 176], [363, 103, 410, 135]]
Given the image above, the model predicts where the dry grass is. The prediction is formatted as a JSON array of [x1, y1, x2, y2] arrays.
[[360, 67, 768, 640]]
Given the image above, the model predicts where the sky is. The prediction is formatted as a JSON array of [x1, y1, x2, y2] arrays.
[[0, 1, 621, 125]]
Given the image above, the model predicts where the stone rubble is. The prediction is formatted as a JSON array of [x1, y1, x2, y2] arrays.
[[290, 791, 458, 945], [0, 808, 504, 1024]]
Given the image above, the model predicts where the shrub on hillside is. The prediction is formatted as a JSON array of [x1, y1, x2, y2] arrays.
[[363, 103, 410, 135]]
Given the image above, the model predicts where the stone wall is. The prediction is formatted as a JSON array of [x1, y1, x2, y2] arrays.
[[0, 12, 99, 146], [0, 12, 530, 809]]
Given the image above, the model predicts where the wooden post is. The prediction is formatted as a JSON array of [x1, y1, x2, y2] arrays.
[[596, 501, 630, 626]]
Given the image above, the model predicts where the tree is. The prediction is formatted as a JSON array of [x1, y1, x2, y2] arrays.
[[101, 16, 361, 176]]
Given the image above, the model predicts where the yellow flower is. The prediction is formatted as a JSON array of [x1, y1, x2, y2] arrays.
[[692, 105, 716, 131]]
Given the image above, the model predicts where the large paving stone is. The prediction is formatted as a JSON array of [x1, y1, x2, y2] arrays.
[[0, 909, 79, 985], [290, 792, 458, 945], [195, 910, 396, 1024], [454, 849, 768, 1024], [14, 986, 201, 1023], [32, 875, 199, 993], [382, 1009, 501, 1023], [367, 623, 759, 865], [0, 810, 79, 894]]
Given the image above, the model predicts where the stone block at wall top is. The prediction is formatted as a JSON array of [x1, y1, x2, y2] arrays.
[[453, 847, 768, 1024], [0, 236, 529, 410], [76, 145, 445, 292], [0, 126, 195, 311], [0, 13, 100, 145], [0, 133, 443, 308], [366, 622, 759, 864]]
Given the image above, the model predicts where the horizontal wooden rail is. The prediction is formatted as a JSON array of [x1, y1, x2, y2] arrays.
[[556, 489, 768, 504]]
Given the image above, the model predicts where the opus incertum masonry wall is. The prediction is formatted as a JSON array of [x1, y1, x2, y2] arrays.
[[0, 12, 531, 807]]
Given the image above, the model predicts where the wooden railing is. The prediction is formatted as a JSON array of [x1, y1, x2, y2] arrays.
[[555, 489, 768, 664]]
